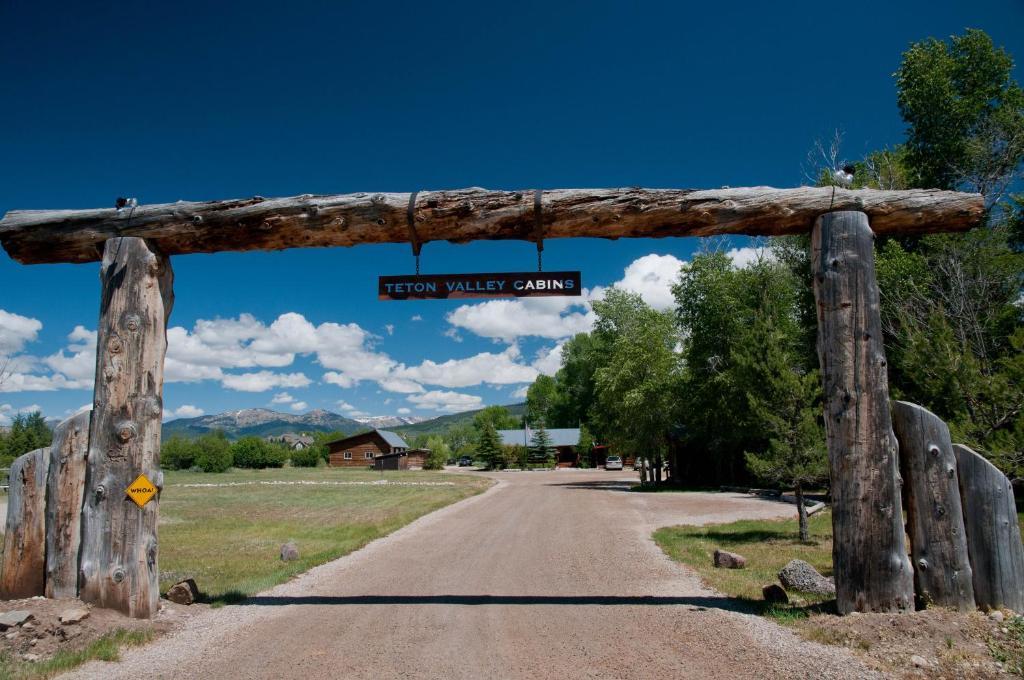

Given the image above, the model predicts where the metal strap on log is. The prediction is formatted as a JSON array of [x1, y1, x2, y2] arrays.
[[892, 401, 975, 610], [953, 443, 1024, 612], [0, 186, 983, 264]]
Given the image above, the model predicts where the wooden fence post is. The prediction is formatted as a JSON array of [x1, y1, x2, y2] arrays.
[[954, 444, 1024, 612], [812, 211, 914, 614], [44, 409, 92, 599], [0, 448, 50, 598], [892, 401, 975, 610], [79, 237, 173, 618]]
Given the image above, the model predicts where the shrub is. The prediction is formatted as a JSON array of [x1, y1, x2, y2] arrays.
[[290, 446, 321, 468], [161, 436, 195, 470], [230, 437, 286, 469], [193, 432, 233, 472]]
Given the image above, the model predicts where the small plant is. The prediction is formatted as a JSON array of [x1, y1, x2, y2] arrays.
[[988, 614, 1024, 675]]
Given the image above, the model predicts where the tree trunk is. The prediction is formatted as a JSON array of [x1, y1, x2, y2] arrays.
[[892, 401, 975, 610], [44, 409, 92, 599], [796, 485, 809, 543], [0, 447, 50, 598], [811, 211, 914, 614], [953, 443, 1024, 612], [79, 237, 173, 618], [654, 457, 663, 485], [0, 187, 984, 265]]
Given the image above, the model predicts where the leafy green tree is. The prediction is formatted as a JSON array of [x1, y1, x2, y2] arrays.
[[896, 29, 1024, 199], [290, 445, 321, 467], [735, 312, 828, 541], [472, 405, 519, 433], [193, 431, 233, 472], [526, 375, 562, 428], [576, 424, 594, 469], [423, 435, 451, 470], [529, 421, 554, 467], [0, 411, 53, 465], [230, 436, 286, 469], [476, 421, 503, 470], [161, 435, 195, 470]]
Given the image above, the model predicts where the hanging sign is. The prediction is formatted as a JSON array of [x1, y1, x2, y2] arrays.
[[378, 271, 582, 301]]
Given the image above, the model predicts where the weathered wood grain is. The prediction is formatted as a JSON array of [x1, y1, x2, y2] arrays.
[[0, 186, 983, 264], [0, 448, 50, 598], [953, 444, 1024, 612], [79, 237, 173, 618], [892, 401, 975, 610], [44, 409, 92, 599], [812, 211, 914, 614]]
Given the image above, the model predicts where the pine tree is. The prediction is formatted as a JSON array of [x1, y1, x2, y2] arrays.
[[477, 421, 503, 470], [529, 421, 554, 467]]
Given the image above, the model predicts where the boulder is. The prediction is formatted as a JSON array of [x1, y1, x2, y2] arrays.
[[778, 559, 836, 596], [280, 542, 300, 562], [165, 579, 200, 605], [58, 608, 90, 625], [713, 549, 746, 569], [0, 611, 33, 630], [762, 583, 789, 604]]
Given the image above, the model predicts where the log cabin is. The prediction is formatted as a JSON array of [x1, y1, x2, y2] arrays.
[[372, 448, 431, 471], [325, 430, 409, 468]]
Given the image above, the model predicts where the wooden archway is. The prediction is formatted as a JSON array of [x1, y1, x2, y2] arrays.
[[0, 186, 986, 617]]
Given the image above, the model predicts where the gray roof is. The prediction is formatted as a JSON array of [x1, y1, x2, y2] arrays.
[[497, 428, 580, 448], [377, 430, 409, 449]]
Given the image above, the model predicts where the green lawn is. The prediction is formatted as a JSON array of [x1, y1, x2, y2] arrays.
[[653, 510, 836, 616], [158, 467, 490, 603]]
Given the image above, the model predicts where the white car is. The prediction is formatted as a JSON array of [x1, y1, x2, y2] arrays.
[[605, 455, 623, 470]]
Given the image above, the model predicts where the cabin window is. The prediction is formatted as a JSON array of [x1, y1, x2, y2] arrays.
[[364, 451, 373, 459], [344, 451, 352, 460]]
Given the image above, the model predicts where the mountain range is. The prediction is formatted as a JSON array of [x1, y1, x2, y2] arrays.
[[160, 405, 525, 440]]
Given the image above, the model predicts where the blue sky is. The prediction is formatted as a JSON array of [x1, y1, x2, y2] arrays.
[[1, 0, 1022, 424]]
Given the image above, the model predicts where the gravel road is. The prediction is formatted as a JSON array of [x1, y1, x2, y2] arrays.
[[64, 469, 882, 680]]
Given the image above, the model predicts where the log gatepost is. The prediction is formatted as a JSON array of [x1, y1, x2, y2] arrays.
[[79, 237, 173, 618], [812, 211, 915, 614]]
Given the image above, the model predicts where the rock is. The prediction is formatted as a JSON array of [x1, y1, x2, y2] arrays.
[[990, 610, 1005, 622], [58, 608, 90, 625], [778, 559, 836, 596], [910, 655, 930, 668], [21, 653, 40, 662], [713, 549, 746, 569], [4, 632, 17, 640], [280, 542, 300, 562], [0, 611, 33, 630], [21, 622, 34, 631], [165, 578, 200, 605], [762, 583, 789, 604]]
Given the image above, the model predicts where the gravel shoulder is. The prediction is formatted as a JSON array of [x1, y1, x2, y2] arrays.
[[62, 469, 882, 680]]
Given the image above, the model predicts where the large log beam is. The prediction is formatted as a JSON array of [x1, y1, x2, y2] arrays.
[[812, 211, 915, 614], [0, 186, 983, 265]]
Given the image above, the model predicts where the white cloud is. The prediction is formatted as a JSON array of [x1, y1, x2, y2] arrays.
[[348, 410, 369, 418], [611, 254, 685, 311], [410, 315, 423, 322], [0, 402, 43, 425], [532, 343, 565, 376], [290, 401, 308, 412], [161, 403, 203, 419], [443, 328, 463, 343], [510, 385, 529, 399], [220, 371, 311, 392], [446, 297, 594, 343], [0, 310, 42, 355], [336, 400, 356, 411], [395, 345, 538, 388], [385, 324, 395, 336], [725, 246, 774, 269], [407, 390, 483, 413], [375, 376, 424, 394], [271, 392, 295, 405], [397, 407, 411, 414]]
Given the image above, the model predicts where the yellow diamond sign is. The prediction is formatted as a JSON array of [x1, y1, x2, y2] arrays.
[[126, 474, 157, 508]]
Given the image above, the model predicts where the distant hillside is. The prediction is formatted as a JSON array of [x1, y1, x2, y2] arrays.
[[353, 415, 430, 429], [162, 408, 366, 440], [396, 403, 526, 437]]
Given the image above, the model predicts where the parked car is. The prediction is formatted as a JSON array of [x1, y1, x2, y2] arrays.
[[633, 458, 642, 471], [605, 455, 623, 470], [457, 456, 474, 467]]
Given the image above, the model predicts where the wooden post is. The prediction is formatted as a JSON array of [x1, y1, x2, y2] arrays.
[[812, 211, 914, 614], [892, 401, 975, 610], [954, 444, 1024, 612], [79, 237, 173, 618], [44, 409, 92, 599], [0, 448, 50, 598]]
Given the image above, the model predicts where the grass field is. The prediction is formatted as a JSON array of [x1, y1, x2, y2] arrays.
[[653, 510, 835, 618], [157, 467, 490, 603]]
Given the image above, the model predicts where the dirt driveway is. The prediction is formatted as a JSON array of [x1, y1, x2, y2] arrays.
[[65, 469, 880, 680]]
